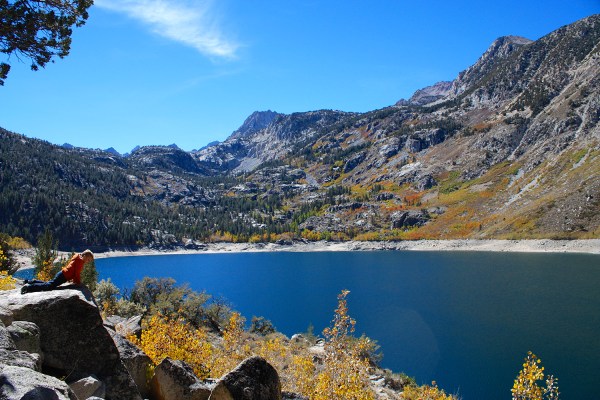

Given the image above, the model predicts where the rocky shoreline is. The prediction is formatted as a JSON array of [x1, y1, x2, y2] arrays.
[[13, 239, 599, 272], [93, 239, 600, 259]]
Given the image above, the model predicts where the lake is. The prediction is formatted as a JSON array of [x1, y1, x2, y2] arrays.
[[96, 251, 600, 399]]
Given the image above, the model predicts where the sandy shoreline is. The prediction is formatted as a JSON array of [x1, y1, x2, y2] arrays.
[[13, 239, 599, 270], [93, 239, 600, 259]]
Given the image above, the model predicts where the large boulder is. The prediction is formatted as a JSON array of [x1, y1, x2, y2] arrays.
[[0, 318, 41, 371], [6, 320, 42, 355], [109, 329, 153, 398], [209, 356, 281, 400], [151, 357, 212, 400], [0, 286, 142, 400], [0, 365, 77, 400]]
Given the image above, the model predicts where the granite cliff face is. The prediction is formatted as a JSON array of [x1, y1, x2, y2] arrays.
[[1, 15, 598, 245]]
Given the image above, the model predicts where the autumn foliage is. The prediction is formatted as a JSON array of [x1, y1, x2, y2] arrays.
[[512, 352, 559, 400], [0, 271, 16, 291], [131, 290, 380, 399], [129, 313, 213, 379]]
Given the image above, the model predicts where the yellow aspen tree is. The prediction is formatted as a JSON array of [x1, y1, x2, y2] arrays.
[[512, 352, 559, 400]]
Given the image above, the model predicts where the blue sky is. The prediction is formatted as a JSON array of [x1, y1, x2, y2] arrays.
[[0, 1, 597, 154]]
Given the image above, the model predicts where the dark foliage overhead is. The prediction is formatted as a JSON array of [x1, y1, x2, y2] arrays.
[[0, 0, 93, 85]]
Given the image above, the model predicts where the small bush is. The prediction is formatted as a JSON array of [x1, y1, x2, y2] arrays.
[[129, 314, 212, 379], [250, 316, 277, 336], [401, 381, 456, 400]]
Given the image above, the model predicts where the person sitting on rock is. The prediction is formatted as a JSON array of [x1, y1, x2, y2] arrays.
[[21, 250, 94, 294]]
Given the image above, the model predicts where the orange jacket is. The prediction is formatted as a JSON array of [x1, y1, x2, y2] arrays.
[[62, 254, 84, 284]]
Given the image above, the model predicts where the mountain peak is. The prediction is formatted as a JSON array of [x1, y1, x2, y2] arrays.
[[449, 34, 533, 98], [230, 110, 281, 139], [104, 147, 121, 156], [494, 35, 533, 46], [407, 81, 453, 105]]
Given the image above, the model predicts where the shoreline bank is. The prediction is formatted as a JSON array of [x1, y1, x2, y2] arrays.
[[14, 239, 599, 271], [93, 239, 600, 259]]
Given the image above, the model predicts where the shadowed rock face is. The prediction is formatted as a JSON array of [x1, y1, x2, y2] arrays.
[[0, 365, 77, 400], [210, 356, 281, 400], [0, 286, 142, 400], [151, 357, 212, 400], [109, 328, 153, 399]]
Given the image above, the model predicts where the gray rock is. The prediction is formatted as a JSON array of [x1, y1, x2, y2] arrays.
[[7, 320, 41, 355], [414, 174, 437, 191], [378, 137, 401, 158], [423, 128, 446, 147], [0, 319, 16, 350], [0, 286, 142, 400], [104, 315, 126, 330], [428, 206, 447, 215], [0, 303, 13, 326], [69, 375, 106, 400], [343, 151, 367, 173], [151, 357, 211, 400], [0, 348, 41, 370], [116, 315, 143, 337], [209, 356, 281, 400], [109, 329, 153, 398], [290, 334, 309, 346], [391, 210, 430, 229], [405, 138, 422, 153], [0, 365, 77, 400], [298, 215, 345, 233]]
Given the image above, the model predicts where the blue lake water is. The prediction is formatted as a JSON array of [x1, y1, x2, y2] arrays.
[[95, 251, 600, 399]]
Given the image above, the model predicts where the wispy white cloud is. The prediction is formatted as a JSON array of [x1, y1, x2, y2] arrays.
[[95, 0, 238, 59]]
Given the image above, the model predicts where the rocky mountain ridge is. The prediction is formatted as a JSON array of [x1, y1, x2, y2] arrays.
[[1, 15, 598, 248]]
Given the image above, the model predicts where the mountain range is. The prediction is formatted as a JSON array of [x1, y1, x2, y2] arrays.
[[1, 15, 598, 248]]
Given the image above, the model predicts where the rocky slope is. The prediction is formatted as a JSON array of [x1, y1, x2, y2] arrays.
[[192, 14, 600, 239], [1, 15, 598, 247], [0, 283, 411, 400], [0, 285, 286, 400]]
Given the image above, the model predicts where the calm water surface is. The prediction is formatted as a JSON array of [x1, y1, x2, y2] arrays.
[[96, 251, 600, 399]]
